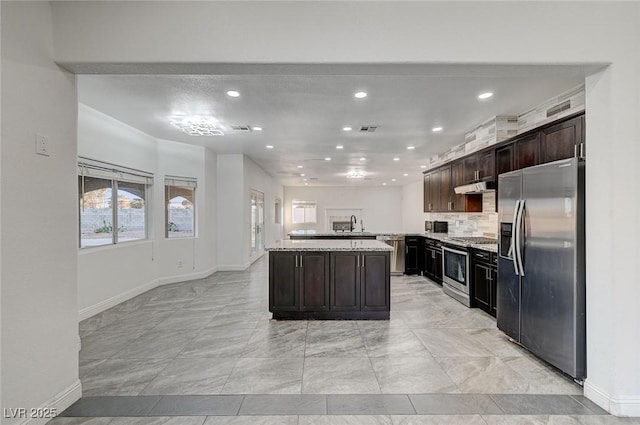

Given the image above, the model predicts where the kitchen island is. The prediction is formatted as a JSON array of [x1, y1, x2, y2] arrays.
[[266, 240, 393, 320]]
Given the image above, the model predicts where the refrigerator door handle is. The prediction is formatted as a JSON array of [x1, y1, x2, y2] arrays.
[[515, 199, 525, 276], [509, 200, 520, 275]]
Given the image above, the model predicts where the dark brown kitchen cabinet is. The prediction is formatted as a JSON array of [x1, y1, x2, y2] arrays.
[[438, 166, 452, 212], [330, 252, 360, 311], [404, 236, 423, 275], [540, 115, 584, 163], [496, 144, 515, 175], [270, 251, 328, 312], [471, 249, 497, 317], [269, 252, 299, 312], [423, 172, 438, 212], [450, 161, 466, 212], [299, 252, 330, 312], [330, 251, 391, 314], [360, 252, 390, 311], [463, 150, 495, 184], [515, 132, 541, 169], [423, 238, 443, 284]]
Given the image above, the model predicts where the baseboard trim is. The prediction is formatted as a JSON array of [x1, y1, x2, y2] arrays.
[[20, 380, 82, 425], [584, 380, 640, 417], [79, 267, 218, 321], [156, 266, 217, 286], [217, 262, 250, 271]]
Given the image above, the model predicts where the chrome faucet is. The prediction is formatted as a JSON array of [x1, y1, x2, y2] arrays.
[[350, 215, 357, 232]]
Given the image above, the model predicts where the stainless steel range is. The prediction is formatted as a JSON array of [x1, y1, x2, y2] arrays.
[[442, 237, 496, 306]]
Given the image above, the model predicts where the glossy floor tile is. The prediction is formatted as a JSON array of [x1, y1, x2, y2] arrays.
[[68, 255, 631, 423]]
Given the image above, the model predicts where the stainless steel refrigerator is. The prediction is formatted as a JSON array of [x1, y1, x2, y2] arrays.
[[497, 157, 586, 380]]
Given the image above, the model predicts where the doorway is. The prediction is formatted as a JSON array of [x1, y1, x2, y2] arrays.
[[250, 189, 265, 262]]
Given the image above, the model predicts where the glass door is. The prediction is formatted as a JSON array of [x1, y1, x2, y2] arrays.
[[250, 190, 265, 261]]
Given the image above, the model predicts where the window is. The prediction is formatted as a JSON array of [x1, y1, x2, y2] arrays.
[[78, 158, 153, 248], [292, 200, 317, 224], [165, 176, 196, 238]]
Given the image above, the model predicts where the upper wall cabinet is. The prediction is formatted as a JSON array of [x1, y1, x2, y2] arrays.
[[463, 150, 495, 184], [540, 115, 584, 163]]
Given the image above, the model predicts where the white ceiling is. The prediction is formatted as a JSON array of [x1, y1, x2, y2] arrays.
[[77, 64, 593, 187]]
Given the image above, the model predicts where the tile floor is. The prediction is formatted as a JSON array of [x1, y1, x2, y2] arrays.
[[48, 256, 640, 424]]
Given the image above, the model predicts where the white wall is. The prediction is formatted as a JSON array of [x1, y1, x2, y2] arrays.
[[0, 0, 635, 417], [216, 154, 283, 269], [77, 104, 217, 317], [1, 2, 80, 422], [284, 185, 403, 234]]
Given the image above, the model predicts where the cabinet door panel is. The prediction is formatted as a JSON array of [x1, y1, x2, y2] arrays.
[[269, 252, 299, 311], [439, 166, 452, 211], [361, 253, 390, 311], [463, 155, 478, 183], [541, 116, 583, 163], [423, 173, 431, 212], [299, 253, 329, 311], [515, 133, 540, 169], [331, 253, 360, 311], [473, 263, 491, 311], [450, 161, 465, 212], [478, 150, 495, 181], [490, 267, 498, 317], [497, 145, 514, 175]]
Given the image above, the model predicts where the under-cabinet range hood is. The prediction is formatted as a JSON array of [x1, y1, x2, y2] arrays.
[[454, 181, 496, 194]]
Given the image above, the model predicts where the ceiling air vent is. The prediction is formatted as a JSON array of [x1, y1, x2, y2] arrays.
[[546, 100, 571, 118], [231, 125, 252, 131], [360, 125, 378, 133]]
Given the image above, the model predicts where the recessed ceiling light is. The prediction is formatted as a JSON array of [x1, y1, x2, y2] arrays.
[[303, 178, 308, 181], [478, 92, 493, 100], [403, 173, 409, 177], [383, 183, 387, 186], [393, 157, 400, 161], [305, 183, 309, 186], [325, 157, 331, 161], [300, 173, 305, 177], [336, 145, 344, 150], [432, 126, 443, 132], [297, 165, 303, 168], [407, 146, 415, 150], [391, 178, 397, 182], [343, 127, 352, 132], [354, 91, 368, 99], [253, 126, 263, 131], [359, 158, 366, 161], [266, 145, 274, 149], [226, 90, 240, 97], [420, 165, 427, 169]]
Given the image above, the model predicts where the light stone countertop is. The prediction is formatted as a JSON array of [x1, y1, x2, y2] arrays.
[[266, 239, 394, 252]]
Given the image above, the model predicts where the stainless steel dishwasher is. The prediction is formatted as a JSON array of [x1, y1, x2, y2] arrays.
[[377, 235, 405, 275]]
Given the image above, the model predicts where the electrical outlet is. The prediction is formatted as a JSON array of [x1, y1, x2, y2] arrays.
[[177, 260, 183, 268], [35, 133, 50, 156]]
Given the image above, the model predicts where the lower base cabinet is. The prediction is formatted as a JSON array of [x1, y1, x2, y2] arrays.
[[423, 238, 443, 283], [471, 249, 497, 317], [270, 250, 390, 319]]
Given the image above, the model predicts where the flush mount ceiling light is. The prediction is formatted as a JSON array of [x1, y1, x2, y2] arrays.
[[420, 165, 427, 169], [432, 126, 443, 132], [478, 92, 493, 100], [354, 91, 368, 99], [252, 126, 263, 131], [325, 157, 332, 161], [226, 90, 240, 97], [393, 157, 400, 161], [343, 127, 352, 132], [297, 165, 304, 168], [336, 145, 344, 150], [266, 145, 274, 149], [403, 173, 409, 176], [359, 157, 366, 161], [391, 178, 397, 182], [300, 173, 305, 177], [383, 183, 387, 186], [407, 146, 415, 150], [346, 171, 366, 179], [169, 116, 224, 136]]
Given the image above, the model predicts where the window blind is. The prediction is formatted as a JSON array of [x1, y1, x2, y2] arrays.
[[164, 175, 197, 188], [78, 157, 153, 185]]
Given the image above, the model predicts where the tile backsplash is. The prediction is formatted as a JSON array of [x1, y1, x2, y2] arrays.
[[425, 192, 498, 238]]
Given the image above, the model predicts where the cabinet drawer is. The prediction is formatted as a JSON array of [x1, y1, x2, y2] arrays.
[[424, 238, 442, 248], [472, 250, 491, 263]]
